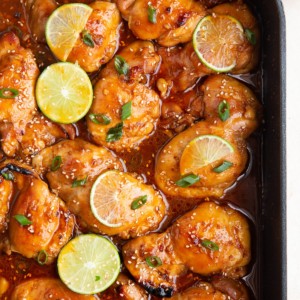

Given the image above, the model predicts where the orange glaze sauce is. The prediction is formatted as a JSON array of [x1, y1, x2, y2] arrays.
[[0, 0, 261, 299]]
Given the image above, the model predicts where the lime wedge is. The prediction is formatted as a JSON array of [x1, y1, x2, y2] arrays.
[[57, 234, 120, 294], [180, 134, 234, 175], [193, 15, 244, 72], [36, 62, 93, 124], [46, 3, 92, 61]]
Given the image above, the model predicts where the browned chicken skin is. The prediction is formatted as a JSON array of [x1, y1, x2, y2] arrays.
[[32, 138, 124, 233], [117, 0, 206, 47], [0, 161, 74, 263], [202, 74, 262, 138], [0, 32, 74, 160], [123, 202, 251, 297], [155, 120, 248, 198], [0, 32, 39, 157], [157, 1, 260, 93], [67, 1, 121, 72], [11, 278, 96, 300], [87, 41, 161, 152]]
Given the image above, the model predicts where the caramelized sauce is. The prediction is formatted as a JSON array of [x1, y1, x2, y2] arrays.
[[0, 0, 262, 299]]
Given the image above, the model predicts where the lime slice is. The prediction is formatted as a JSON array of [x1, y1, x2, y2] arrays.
[[57, 234, 120, 294], [90, 170, 151, 228], [46, 3, 93, 61], [36, 62, 93, 124], [193, 15, 244, 72], [180, 134, 234, 175]]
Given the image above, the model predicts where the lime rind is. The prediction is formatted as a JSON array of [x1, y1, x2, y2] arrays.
[[192, 15, 244, 73], [180, 134, 234, 174], [57, 234, 120, 294], [46, 3, 93, 61], [36, 62, 93, 124]]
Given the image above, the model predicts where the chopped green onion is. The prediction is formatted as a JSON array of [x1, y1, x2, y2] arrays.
[[114, 55, 129, 76], [213, 161, 233, 173], [201, 239, 219, 251], [51, 156, 62, 172], [95, 275, 101, 281], [218, 100, 230, 121], [121, 101, 132, 121], [131, 195, 147, 210], [81, 30, 95, 47], [13, 214, 32, 226], [2, 171, 14, 181], [0, 88, 19, 99], [37, 250, 48, 265], [106, 122, 123, 142], [148, 4, 157, 24], [245, 28, 256, 45], [89, 113, 111, 125], [72, 177, 87, 188], [145, 256, 162, 268], [175, 174, 200, 187]]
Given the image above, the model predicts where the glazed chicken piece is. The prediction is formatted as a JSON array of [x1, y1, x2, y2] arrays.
[[211, 1, 260, 74], [87, 41, 161, 152], [123, 231, 193, 297], [116, 0, 206, 47], [24, 1, 121, 72], [32, 139, 166, 239], [0, 178, 13, 234], [0, 32, 39, 157], [202, 75, 262, 138], [123, 202, 251, 297], [154, 121, 248, 198], [32, 138, 123, 233], [11, 278, 96, 300], [157, 1, 260, 93], [0, 32, 74, 160], [23, 0, 57, 42], [67, 1, 121, 72], [167, 277, 249, 300], [0, 161, 74, 263], [102, 274, 149, 300]]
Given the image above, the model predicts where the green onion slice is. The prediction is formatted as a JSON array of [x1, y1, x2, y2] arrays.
[[95, 275, 101, 281], [51, 156, 62, 172], [131, 195, 147, 210], [89, 113, 111, 125], [0, 88, 19, 99], [145, 256, 162, 268], [218, 100, 230, 121], [13, 214, 32, 226], [148, 4, 157, 24], [72, 176, 87, 188], [2, 171, 14, 181], [245, 28, 256, 45], [175, 174, 200, 187], [81, 30, 95, 47], [201, 239, 219, 251], [37, 250, 48, 265], [106, 122, 123, 142], [213, 161, 233, 173], [114, 55, 129, 76], [121, 101, 132, 121]]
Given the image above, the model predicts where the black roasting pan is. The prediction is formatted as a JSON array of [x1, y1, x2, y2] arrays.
[[251, 0, 286, 299]]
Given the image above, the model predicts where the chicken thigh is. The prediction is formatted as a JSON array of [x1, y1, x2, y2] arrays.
[[0, 161, 74, 263], [87, 41, 161, 151], [116, 0, 206, 46], [123, 201, 250, 297]]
